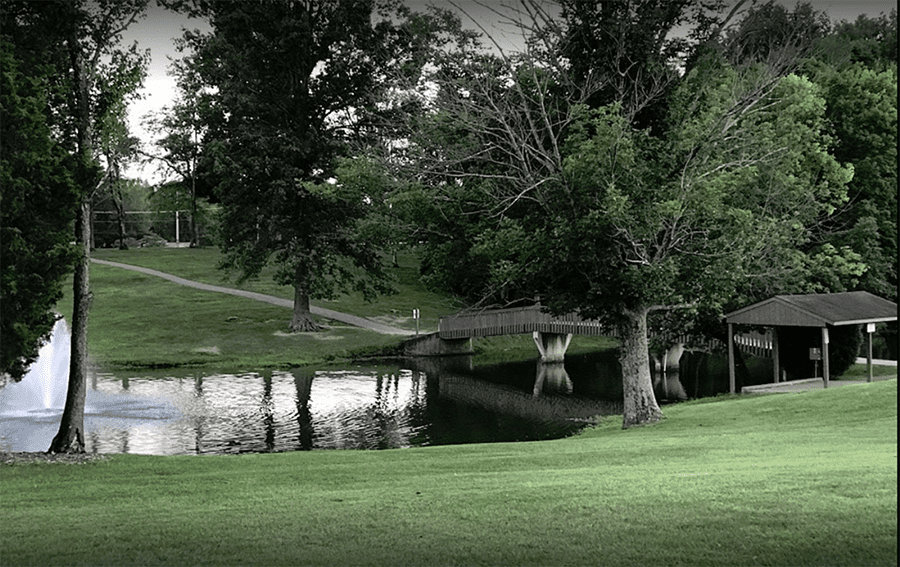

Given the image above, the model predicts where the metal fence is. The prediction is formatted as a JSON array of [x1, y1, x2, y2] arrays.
[[93, 210, 205, 247]]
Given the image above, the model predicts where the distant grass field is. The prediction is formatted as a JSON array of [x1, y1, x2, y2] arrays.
[[90, 247, 461, 333], [55, 247, 618, 369], [2, 379, 895, 566]]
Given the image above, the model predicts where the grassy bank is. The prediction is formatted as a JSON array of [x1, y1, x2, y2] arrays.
[[55, 247, 618, 369], [2, 379, 896, 566], [90, 247, 460, 334]]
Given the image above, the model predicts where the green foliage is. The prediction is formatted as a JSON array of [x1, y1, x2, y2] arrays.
[[809, 61, 898, 300], [179, 1, 426, 322], [817, 10, 898, 70], [0, 38, 79, 380], [527, 66, 853, 323]]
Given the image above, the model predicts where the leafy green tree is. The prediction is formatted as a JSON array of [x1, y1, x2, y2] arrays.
[[142, 42, 211, 247], [2, 0, 149, 452], [0, 37, 78, 381], [175, 0, 446, 331], [817, 10, 897, 70], [53, 0, 148, 453], [396, 1, 855, 427], [806, 14, 897, 302], [93, 46, 147, 250]]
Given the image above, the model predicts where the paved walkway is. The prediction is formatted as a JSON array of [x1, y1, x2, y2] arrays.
[[92, 259, 415, 336], [743, 374, 896, 394]]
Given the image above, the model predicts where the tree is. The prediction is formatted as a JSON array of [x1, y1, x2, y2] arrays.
[[393, 1, 854, 427], [49, 0, 149, 454], [1, 0, 150, 452], [175, 0, 445, 331], [817, 10, 897, 71], [0, 36, 78, 381], [806, 12, 897, 302], [142, 42, 210, 247], [93, 45, 147, 250]]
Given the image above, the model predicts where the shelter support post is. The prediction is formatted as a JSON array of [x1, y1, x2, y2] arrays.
[[772, 327, 780, 384], [822, 327, 830, 388], [728, 323, 735, 394], [867, 322, 875, 382]]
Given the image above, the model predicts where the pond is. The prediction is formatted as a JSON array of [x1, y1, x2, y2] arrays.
[[0, 320, 736, 455]]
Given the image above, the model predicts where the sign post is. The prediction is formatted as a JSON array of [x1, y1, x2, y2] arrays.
[[413, 309, 420, 336]]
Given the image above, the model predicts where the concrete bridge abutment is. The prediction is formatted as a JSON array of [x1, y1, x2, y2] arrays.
[[403, 332, 474, 357]]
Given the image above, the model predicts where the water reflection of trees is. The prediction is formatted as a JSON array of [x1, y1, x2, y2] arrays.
[[72, 354, 639, 454]]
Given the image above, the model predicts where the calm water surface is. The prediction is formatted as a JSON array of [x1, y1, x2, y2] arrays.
[[0, 321, 734, 455]]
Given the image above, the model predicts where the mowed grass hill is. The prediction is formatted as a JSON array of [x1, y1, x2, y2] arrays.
[[1, 379, 896, 566], [57, 247, 618, 369]]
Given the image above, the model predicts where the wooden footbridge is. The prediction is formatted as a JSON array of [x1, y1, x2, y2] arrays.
[[438, 305, 609, 340], [404, 304, 770, 366], [402, 306, 610, 361]]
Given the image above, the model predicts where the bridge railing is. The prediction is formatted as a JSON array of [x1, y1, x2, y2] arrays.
[[439, 305, 609, 339], [733, 329, 773, 358], [440, 306, 775, 358]]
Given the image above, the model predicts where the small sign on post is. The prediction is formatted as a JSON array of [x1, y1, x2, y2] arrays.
[[810, 347, 821, 379]]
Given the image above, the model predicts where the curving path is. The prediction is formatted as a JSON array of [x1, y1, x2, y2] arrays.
[[91, 259, 415, 336]]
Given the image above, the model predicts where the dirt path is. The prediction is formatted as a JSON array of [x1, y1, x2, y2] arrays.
[[91, 259, 415, 336]]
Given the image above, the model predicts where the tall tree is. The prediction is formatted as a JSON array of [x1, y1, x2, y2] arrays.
[[142, 42, 210, 247], [93, 45, 147, 250], [0, 35, 78, 381], [806, 11, 898, 302], [176, 0, 443, 331], [2, 0, 150, 453], [394, 0, 854, 427]]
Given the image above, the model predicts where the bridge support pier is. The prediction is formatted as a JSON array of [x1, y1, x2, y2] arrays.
[[532, 332, 572, 362]]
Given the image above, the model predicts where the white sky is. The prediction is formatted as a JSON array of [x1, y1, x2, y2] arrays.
[[122, 0, 898, 183]]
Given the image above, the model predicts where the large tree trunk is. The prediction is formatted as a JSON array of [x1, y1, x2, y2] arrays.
[[50, 31, 94, 454], [618, 307, 664, 428], [113, 187, 127, 249], [189, 174, 200, 248], [49, 198, 92, 453], [289, 280, 320, 332]]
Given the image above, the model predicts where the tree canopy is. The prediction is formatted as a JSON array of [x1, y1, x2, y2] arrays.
[[173, 0, 455, 331], [0, 34, 78, 380], [376, 0, 875, 426], [1, 0, 149, 452]]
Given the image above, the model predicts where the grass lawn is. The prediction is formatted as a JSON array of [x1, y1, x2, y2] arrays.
[[1, 379, 896, 566], [835, 362, 899, 380], [90, 247, 461, 334], [57, 247, 618, 370], [57, 262, 403, 369]]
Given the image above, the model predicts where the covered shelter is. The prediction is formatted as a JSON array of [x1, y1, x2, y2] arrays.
[[724, 291, 897, 392]]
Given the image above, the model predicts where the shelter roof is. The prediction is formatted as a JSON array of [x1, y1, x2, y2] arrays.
[[725, 291, 898, 327]]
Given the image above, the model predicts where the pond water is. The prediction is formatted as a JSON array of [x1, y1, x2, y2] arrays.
[[0, 321, 735, 455]]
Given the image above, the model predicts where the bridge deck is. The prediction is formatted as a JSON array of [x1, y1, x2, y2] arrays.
[[438, 306, 774, 358], [439, 306, 608, 339]]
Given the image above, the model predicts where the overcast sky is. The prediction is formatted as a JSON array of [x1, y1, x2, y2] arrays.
[[122, 0, 897, 182]]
